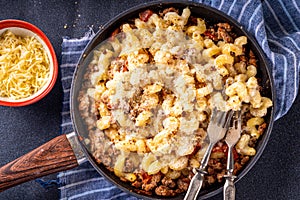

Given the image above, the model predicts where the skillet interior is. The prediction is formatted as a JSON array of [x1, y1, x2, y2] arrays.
[[70, 1, 275, 199]]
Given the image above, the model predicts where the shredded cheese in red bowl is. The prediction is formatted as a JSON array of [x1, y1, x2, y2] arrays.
[[0, 19, 58, 106]]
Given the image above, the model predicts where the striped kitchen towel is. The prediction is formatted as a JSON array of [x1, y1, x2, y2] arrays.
[[58, 0, 299, 199]]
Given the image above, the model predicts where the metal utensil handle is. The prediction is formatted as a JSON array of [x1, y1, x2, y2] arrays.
[[184, 171, 205, 200], [226, 146, 234, 172], [184, 142, 215, 200], [224, 177, 236, 200], [224, 146, 236, 200], [200, 142, 215, 169]]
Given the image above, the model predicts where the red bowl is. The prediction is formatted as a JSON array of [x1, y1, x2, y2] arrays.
[[0, 19, 58, 107]]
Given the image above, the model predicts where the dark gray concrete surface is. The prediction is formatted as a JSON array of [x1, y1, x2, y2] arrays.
[[0, 1, 299, 199]]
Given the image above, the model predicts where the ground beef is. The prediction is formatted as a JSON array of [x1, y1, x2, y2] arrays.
[[249, 50, 257, 66], [241, 156, 250, 165], [217, 23, 233, 43], [159, 7, 179, 16], [123, 158, 135, 172], [233, 162, 243, 174], [132, 173, 143, 188], [132, 180, 142, 188], [155, 185, 176, 196], [161, 177, 176, 188], [216, 169, 226, 183], [217, 22, 232, 31], [206, 175, 216, 185], [208, 159, 223, 171], [101, 155, 112, 166], [177, 178, 190, 191], [78, 92, 89, 114], [142, 173, 162, 191], [238, 55, 247, 63], [258, 122, 267, 135]]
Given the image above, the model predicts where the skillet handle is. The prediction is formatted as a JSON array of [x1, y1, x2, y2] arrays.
[[0, 134, 79, 192]]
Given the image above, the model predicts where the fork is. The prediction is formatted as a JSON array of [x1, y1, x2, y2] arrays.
[[184, 108, 233, 200], [223, 111, 242, 200]]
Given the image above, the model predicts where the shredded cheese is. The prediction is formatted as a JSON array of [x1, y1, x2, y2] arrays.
[[0, 30, 50, 100]]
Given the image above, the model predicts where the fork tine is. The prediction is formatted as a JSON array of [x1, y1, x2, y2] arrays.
[[223, 110, 234, 128], [232, 112, 238, 129], [210, 107, 217, 121], [211, 108, 233, 128], [232, 110, 241, 129], [218, 111, 226, 125], [237, 110, 241, 129]]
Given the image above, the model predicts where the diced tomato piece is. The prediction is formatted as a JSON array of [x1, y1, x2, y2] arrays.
[[204, 30, 217, 40], [110, 28, 120, 40], [139, 9, 153, 22]]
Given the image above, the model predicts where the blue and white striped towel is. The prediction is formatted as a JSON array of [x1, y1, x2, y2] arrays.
[[58, 0, 300, 199]]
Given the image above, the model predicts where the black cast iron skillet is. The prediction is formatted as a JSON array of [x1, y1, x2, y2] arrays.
[[0, 1, 275, 199]]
